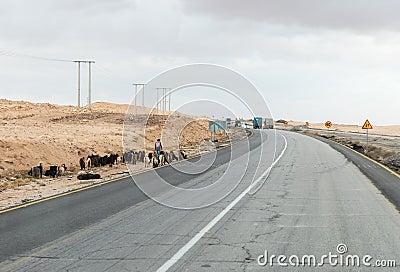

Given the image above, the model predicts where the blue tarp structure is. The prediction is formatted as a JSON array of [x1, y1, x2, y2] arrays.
[[209, 120, 227, 132]]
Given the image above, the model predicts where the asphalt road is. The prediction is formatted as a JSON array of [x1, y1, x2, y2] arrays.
[[0, 129, 270, 264], [314, 135, 400, 211], [1, 130, 400, 271]]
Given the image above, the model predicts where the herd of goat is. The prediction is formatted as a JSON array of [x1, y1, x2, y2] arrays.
[[123, 150, 187, 168], [28, 150, 188, 179], [28, 163, 67, 179]]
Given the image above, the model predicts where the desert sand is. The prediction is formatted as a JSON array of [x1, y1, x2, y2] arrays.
[[287, 121, 400, 136], [0, 99, 230, 209], [277, 120, 400, 175]]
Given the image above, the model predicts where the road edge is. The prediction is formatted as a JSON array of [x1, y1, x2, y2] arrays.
[[303, 132, 400, 213], [0, 129, 254, 215]]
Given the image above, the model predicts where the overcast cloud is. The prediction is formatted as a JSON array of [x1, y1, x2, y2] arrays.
[[0, 0, 399, 124], [182, 0, 400, 31]]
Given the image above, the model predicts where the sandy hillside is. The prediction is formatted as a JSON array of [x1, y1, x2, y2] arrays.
[[0, 99, 216, 180], [0, 99, 240, 209]]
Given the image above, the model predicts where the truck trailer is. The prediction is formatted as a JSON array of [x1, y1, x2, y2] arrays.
[[253, 117, 263, 129], [264, 118, 274, 129]]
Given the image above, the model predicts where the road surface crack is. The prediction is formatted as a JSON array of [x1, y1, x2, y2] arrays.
[[253, 227, 284, 239], [240, 245, 253, 272]]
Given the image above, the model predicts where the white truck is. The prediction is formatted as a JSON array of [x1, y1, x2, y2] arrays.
[[263, 118, 274, 129]]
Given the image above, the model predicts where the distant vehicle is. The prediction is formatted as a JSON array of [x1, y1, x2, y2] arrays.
[[264, 118, 274, 129], [253, 117, 263, 129], [226, 118, 234, 128], [235, 120, 242, 127], [243, 123, 251, 129], [276, 119, 286, 124]]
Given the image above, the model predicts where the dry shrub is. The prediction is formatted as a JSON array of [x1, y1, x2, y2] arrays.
[[366, 145, 396, 160], [367, 150, 379, 161], [0, 177, 35, 192], [382, 150, 396, 158]]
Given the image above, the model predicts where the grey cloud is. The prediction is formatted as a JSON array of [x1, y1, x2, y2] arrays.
[[54, 0, 134, 10], [180, 0, 400, 31], [0, 0, 135, 45], [0, 0, 399, 125]]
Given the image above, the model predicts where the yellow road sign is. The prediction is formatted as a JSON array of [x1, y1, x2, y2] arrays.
[[325, 121, 332, 129], [362, 119, 373, 129]]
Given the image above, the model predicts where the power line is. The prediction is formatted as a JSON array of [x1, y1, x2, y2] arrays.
[[1, 49, 98, 109], [93, 63, 114, 75], [0, 49, 74, 63]]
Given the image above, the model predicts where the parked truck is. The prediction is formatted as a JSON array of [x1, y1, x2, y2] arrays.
[[264, 118, 274, 129], [253, 117, 263, 129]]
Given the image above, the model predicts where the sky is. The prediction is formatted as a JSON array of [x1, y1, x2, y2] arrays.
[[0, 0, 399, 125]]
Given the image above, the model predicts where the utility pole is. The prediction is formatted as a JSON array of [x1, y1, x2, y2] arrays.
[[166, 88, 171, 113], [163, 88, 166, 114], [156, 88, 163, 114], [88, 61, 92, 109], [156, 88, 160, 114], [77, 62, 81, 107], [74, 60, 95, 109], [156, 87, 170, 115], [133, 84, 137, 114], [132, 83, 146, 114], [169, 93, 171, 111]]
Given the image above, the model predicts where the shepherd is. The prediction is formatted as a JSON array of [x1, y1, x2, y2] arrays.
[[155, 139, 163, 159]]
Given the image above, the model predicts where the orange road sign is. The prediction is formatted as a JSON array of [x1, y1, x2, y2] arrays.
[[325, 121, 332, 129], [305, 122, 310, 127], [362, 119, 373, 129]]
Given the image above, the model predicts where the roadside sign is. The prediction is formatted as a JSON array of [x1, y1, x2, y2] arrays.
[[305, 122, 310, 127], [209, 120, 227, 132], [362, 119, 373, 130], [284, 121, 288, 126], [362, 119, 373, 153], [209, 120, 227, 142], [209, 123, 218, 133], [325, 121, 332, 129]]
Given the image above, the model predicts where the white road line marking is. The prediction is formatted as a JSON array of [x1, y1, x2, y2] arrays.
[[248, 134, 288, 195], [157, 134, 288, 272]]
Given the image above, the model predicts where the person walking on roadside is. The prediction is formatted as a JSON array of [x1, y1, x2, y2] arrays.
[[38, 162, 43, 178], [155, 139, 163, 159]]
